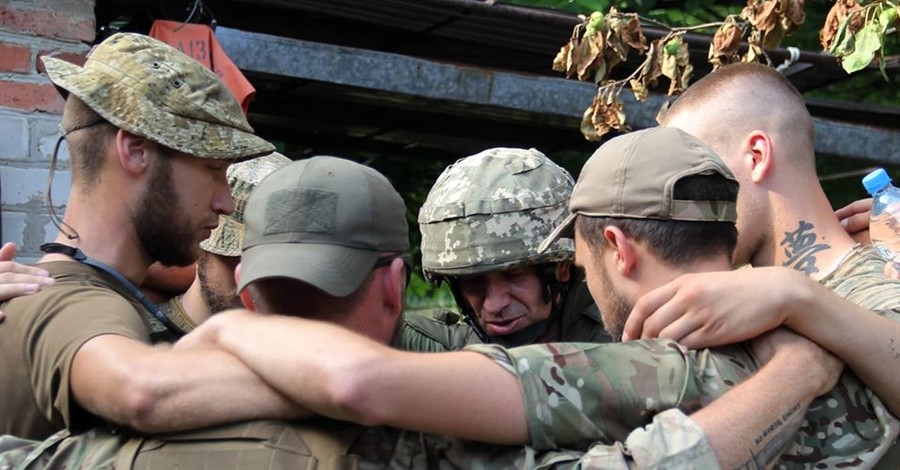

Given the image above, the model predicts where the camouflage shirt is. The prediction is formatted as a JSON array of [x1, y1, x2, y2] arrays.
[[467, 246, 900, 469]]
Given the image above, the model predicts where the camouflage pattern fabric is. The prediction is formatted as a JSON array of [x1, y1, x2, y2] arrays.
[[0, 429, 124, 470], [780, 245, 900, 469], [418, 148, 575, 278], [200, 152, 292, 257], [42, 33, 273, 160], [466, 339, 756, 451], [468, 245, 900, 469], [440, 410, 717, 469]]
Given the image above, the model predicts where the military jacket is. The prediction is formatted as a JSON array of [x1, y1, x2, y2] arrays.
[[467, 246, 900, 469]]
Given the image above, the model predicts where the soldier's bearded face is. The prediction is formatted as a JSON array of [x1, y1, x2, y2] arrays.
[[134, 148, 232, 267], [457, 265, 552, 338], [592, 262, 632, 342], [575, 231, 632, 342], [197, 251, 243, 313], [133, 151, 199, 266]]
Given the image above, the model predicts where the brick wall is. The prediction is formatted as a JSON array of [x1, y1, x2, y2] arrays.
[[0, 0, 94, 263]]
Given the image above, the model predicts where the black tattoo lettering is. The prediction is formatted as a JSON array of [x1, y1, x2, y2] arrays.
[[780, 221, 830, 275], [739, 403, 803, 469]]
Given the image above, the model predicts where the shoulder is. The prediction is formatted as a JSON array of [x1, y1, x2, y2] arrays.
[[399, 309, 481, 352]]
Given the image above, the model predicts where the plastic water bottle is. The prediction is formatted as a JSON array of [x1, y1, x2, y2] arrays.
[[862, 168, 900, 264]]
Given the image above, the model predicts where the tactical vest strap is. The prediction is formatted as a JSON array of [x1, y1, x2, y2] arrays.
[[114, 434, 142, 470], [115, 420, 368, 470], [293, 420, 367, 470]]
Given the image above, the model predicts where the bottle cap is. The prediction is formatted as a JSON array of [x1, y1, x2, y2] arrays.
[[863, 168, 892, 196]]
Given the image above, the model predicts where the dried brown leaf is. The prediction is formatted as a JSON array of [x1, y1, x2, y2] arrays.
[[820, 0, 863, 50], [709, 20, 743, 69]]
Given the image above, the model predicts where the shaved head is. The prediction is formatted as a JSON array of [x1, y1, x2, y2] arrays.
[[660, 63, 816, 173]]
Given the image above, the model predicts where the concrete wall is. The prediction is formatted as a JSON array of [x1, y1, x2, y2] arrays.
[[0, 0, 94, 263]]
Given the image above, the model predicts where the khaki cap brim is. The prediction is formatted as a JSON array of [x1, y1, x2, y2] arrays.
[[538, 212, 576, 254], [238, 242, 379, 297]]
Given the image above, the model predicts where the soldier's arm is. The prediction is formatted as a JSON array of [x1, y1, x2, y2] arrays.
[[189, 309, 836, 460], [69, 334, 311, 433], [626, 266, 900, 417], [691, 328, 842, 468], [192, 309, 531, 445]]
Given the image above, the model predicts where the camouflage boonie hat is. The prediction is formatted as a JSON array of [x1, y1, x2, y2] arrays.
[[200, 152, 292, 257], [540, 127, 738, 252], [41, 32, 274, 160], [419, 148, 574, 279]]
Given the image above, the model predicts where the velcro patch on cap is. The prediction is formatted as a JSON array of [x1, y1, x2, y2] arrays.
[[264, 189, 337, 235]]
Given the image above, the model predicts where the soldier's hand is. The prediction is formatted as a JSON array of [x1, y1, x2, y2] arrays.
[[835, 198, 872, 245], [623, 267, 808, 348], [0, 242, 54, 322], [751, 327, 844, 396]]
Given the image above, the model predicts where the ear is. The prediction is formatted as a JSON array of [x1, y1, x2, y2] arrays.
[[554, 261, 571, 282], [240, 289, 256, 311], [602, 226, 637, 276], [235, 263, 256, 311], [381, 258, 407, 317], [746, 131, 774, 184], [115, 129, 151, 176]]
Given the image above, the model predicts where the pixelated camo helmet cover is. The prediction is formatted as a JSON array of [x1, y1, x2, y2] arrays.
[[418, 148, 574, 279]]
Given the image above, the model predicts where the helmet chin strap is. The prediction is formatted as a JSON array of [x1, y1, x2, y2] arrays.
[[444, 261, 569, 347]]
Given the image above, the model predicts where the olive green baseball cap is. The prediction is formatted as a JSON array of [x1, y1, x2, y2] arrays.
[[539, 127, 737, 252], [41, 32, 274, 160], [238, 156, 410, 297], [200, 152, 292, 257]]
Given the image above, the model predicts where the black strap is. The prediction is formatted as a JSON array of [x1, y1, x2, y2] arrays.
[[40, 243, 186, 339]]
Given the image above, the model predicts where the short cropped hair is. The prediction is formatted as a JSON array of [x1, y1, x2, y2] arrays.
[[576, 174, 738, 266]]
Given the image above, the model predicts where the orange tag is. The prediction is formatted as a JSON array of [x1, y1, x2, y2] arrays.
[[149, 20, 255, 114]]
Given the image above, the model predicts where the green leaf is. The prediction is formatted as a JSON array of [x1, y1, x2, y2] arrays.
[[841, 22, 882, 73], [829, 16, 854, 56], [878, 5, 898, 31]]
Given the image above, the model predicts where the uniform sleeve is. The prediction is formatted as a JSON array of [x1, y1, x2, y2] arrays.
[[442, 410, 718, 470], [399, 309, 482, 352], [464, 341, 757, 450], [28, 288, 150, 432]]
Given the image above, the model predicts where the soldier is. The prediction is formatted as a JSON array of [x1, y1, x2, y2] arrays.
[[631, 62, 900, 466], [404, 148, 608, 351], [156, 152, 291, 333], [178, 128, 845, 468], [0, 32, 304, 441], [0, 157, 679, 469]]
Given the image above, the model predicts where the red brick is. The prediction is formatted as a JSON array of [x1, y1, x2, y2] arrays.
[[0, 42, 31, 73], [0, 4, 94, 43], [0, 80, 64, 114], [36, 51, 87, 74]]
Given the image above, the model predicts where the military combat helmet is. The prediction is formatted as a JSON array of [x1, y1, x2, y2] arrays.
[[418, 147, 574, 282]]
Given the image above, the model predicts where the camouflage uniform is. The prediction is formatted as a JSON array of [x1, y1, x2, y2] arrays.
[[404, 147, 609, 351], [467, 246, 900, 469]]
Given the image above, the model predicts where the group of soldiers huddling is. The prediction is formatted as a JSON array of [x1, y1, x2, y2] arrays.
[[1, 32, 898, 469]]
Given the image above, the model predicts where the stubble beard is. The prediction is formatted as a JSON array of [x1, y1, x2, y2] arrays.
[[133, 154, 201, 267]]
